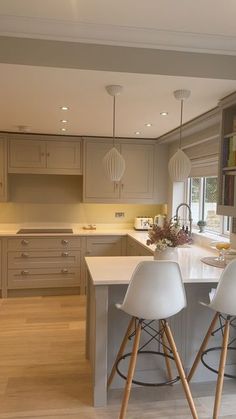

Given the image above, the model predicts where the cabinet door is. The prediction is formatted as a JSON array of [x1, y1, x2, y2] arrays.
[[83, 141, 119, 201], [120, 143, 154, 200], [0, 139, 7, 201], [8, 139, 46, 172], [46, 140, 82, 174], [86, 236, 124, 256]]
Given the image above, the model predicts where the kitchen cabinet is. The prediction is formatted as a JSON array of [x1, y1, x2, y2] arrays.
[[8, 136, 82, 175], [83, 139, 155, 203], [6, 236, 82, 294], [0, 138, 8, 201], [126, 236, 153, 256], [85, 235, 126, 257], [217, 93, 236, 216]]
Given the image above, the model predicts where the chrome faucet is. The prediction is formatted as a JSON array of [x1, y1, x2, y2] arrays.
[[174, 203, 193, 236]]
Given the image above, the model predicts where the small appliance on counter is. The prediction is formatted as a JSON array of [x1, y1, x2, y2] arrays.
[[134, 216, 153, 231]]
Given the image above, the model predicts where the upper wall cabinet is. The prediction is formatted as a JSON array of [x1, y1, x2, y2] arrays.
[[8, 136, 82, 175], [217, 94, 236, 216], [83, 138, 165, 203], [0, 137, 8, 201]]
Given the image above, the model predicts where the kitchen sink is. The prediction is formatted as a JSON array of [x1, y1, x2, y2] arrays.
[[16, 228, 73, 234]]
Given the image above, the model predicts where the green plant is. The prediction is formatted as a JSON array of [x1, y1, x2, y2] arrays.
[[197, 220, 206, 226]]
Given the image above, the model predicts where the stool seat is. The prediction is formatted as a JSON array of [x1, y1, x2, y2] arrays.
[[188, 259, 236, 419], [108, 260, 198, 419]]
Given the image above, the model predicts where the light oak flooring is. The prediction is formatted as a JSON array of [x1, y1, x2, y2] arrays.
[[0, 295, 235, 419]]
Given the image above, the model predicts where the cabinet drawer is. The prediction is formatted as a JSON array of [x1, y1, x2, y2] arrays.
[[8, 267, 80, 289], [8, 250, 80, 269], [7, 237, 81, 251]]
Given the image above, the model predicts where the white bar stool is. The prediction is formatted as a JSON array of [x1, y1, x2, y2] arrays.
[[188, 259, 236, 419], [107, 260, 198, 419]]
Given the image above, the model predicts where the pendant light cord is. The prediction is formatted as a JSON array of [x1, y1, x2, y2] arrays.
[[179, 99, 183, 149], [113, 95, 116, 148]]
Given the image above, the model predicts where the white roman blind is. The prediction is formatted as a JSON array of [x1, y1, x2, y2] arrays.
[[183, 135, 219, 177]]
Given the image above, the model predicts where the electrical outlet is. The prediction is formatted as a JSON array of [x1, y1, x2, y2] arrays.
[[115, 212, 125, 218]]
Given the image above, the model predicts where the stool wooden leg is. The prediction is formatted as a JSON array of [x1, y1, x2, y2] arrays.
[[159, 320, 173, 382], [213, 317, 230, 419], [108, 316, 135, 388], [162, 320, 198, 419], [119, 321, 142, 419], [188, 312, 219, 382]]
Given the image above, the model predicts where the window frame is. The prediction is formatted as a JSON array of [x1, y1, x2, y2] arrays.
[[187, 176, 230, 237]]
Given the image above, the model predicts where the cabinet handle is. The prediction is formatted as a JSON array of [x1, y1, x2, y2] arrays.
[[61, 252, 69, 257], [21, 239, 29, 245], [47, 152, 50, 157], [41, 152, 45, 156], [61, 268, 68, 274], [121, 183, 124, 189], [21, 252, 29, 258], [0, 182, 2, 187], [85, 251, 91, 255], [61, 239, 69, 245], [21, 270, 29, 276]]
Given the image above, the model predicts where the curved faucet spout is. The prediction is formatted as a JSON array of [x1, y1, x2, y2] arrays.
[[175, 203, 193, 236]]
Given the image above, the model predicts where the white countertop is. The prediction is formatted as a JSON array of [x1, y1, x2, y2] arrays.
[[85, 244, 222, 286]]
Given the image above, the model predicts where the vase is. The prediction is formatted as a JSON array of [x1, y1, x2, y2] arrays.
[[154, 247, 178, 261]]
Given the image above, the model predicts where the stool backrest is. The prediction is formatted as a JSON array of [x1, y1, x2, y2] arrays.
[[120, 260, 186, 320], [210, 259, 236, 316]]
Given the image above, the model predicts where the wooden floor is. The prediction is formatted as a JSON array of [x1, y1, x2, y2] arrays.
[[0, 295, 235, 419]]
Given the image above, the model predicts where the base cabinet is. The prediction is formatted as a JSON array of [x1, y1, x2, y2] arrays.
[[127, 236, 153, 256], [6, 236, 82, 294], [85, 236, 126, 257]]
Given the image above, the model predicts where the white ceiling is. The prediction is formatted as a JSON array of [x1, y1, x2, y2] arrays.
[[1, 1, 236, 53], [1, 2, 236, 137]]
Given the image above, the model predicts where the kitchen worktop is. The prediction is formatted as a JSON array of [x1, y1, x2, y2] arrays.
[[85, 244, 221, 286]]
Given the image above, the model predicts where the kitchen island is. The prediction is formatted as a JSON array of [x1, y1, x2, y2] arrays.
[[85, 246, 225, 407]]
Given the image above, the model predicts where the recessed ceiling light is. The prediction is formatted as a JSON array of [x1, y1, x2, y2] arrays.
[[61, 128, 67, 132], [60, 106, 69, 111], [145, 123, 152, 127], [135, 131, 141, 135], [160, 112, 168, 116], [60, 119, 68, 123]]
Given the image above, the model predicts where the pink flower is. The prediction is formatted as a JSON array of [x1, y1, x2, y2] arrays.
[[146, 219, 190, 248]]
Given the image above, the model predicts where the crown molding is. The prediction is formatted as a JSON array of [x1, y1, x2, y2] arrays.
[[1, 14, 236, 55], [156, 107, 220, 144]]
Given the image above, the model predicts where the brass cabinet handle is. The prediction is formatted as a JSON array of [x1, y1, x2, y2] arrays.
[[21, 270, 29, 275], [61, 268, 68, 274], [61, 252, 69, 257], [61, 239, 69, 245], [21, 252, 29, 258], [21, 239, 29, 245]]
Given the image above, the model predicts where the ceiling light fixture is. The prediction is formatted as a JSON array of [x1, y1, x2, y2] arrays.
[[135, 131, 141, 135], [168, 89, 191, 182], [61, 127, 67, 132], [103, 85, 125, 182], [60, 106, 69, 111], [160, 112, 168, 116], [145, 123, 152, 127], [61, 119, 68, 123]]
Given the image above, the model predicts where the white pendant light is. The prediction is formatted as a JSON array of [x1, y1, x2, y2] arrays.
[[168, 89, 192, 182], [103, 85, 125, 182]]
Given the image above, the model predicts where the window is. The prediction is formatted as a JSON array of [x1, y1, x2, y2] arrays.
[[188, 176, 230, 236]]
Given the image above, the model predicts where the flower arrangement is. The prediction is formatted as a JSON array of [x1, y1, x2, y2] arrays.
[[147, 219, 191, 251]]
